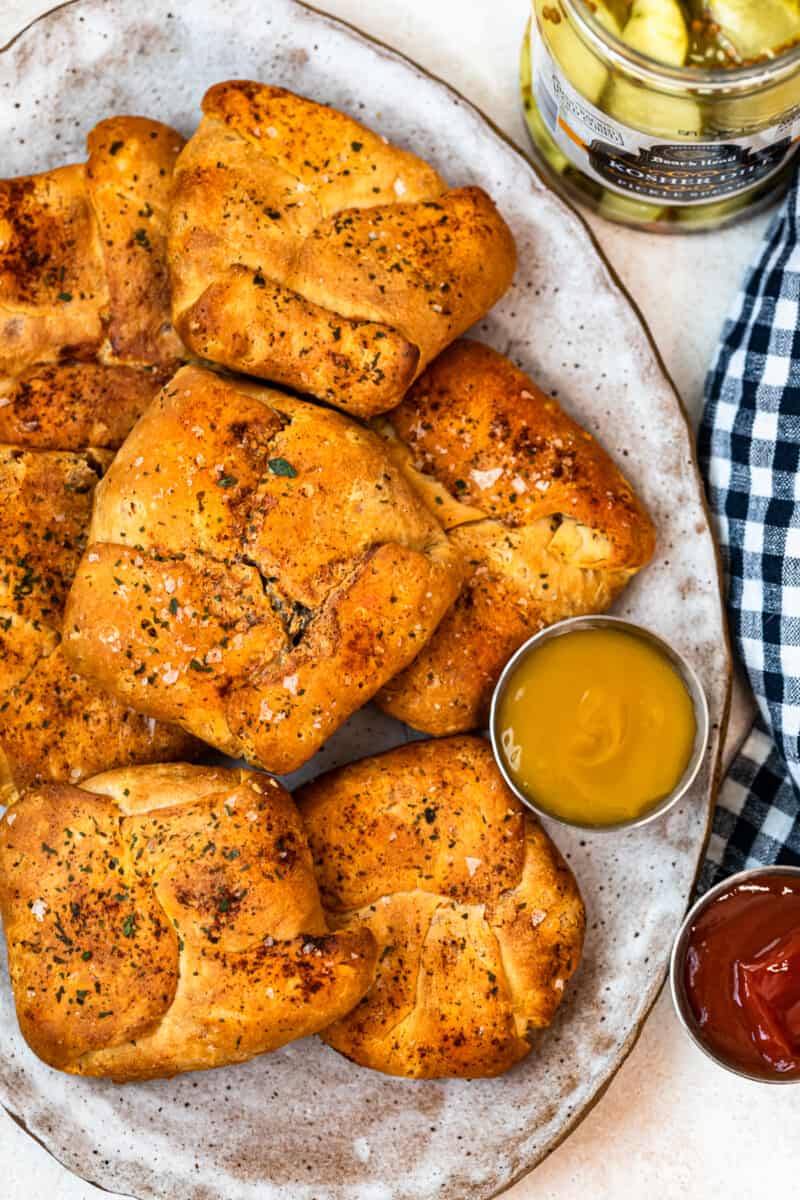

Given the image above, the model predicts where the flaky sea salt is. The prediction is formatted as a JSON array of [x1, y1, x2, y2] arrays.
[[470, 467, 503, 490]]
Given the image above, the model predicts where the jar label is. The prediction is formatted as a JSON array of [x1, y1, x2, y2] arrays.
[[532, 36, 800, 207]]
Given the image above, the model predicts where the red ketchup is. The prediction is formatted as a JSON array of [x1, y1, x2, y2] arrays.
[[683, 872, 800, 1079]]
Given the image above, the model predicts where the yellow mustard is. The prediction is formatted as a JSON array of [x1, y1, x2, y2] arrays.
[[496, 627, 696, 827]]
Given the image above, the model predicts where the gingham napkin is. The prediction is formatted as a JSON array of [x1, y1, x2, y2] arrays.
[[698, 166, 800, 892]]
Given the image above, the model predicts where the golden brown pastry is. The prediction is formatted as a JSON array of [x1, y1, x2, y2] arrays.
[[0, 764, 377, 1080], [0, 360, 170, 450], [374, 340, 656, 734], [0, 433, 198, 804], [63, 364, 463, 774], [0, 117, 196, 802], [0, 119, 200, 806], [167, 82, 516, 417], [0, 114, 184, 383], [297, 736, 585, 1079], [0, 114, 183, 458]]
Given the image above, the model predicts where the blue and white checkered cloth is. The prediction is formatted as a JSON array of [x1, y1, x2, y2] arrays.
[[698, 166, 800, 892]]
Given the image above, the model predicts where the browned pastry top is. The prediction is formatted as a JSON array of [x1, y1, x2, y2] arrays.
[[0, 438, 197, 803], [0, 115, 184, 378], [385, 338, 655, 565], [168, 82, 516, 417], [63, 364, 463, 774], [0, 361, 172, 451], [0, 763, 377, 1080], [297, 736, 585, 1079], [0, 115, 198, 802], [375, 340, 656, 734]]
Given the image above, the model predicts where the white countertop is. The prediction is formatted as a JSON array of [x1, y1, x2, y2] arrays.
[[0, 1, 796, 1197]]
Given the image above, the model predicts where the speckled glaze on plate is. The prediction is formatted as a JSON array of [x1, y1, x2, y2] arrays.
[[0, 1, 731, 1197]]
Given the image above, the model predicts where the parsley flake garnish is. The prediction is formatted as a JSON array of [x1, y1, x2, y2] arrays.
[[267, 457, 297, 478]]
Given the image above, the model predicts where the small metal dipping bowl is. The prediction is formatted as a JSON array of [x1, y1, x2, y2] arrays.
[[670, 864, 800, 1083], [488, 614, 710, 833]]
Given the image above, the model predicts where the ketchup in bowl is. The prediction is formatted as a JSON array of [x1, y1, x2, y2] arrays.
[[676, 871, 800, 1080]]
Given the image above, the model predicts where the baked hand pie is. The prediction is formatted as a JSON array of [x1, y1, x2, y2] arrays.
[[0, 400, 198, 806], [297, 735, 585, 1079], [0, 114, 185, 422], [63, 364, 463, 774], [0, 764, 377, 1080], [167, 82, 517, 417], [0, 113, 184, 374], [0, 116, 200, 802], [374, 340, 656, 734], [0, 359, 168, 451]]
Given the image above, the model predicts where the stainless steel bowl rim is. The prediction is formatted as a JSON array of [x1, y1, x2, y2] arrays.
[[669, 863, 800, 1084], [488, 613, 711, 833]]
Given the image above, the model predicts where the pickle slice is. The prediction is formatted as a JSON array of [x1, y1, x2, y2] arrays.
[[602, 0, 635, 26], [622, 0, 690, 66], [541, 0, 623, 104], [685, 0, 800, 63], [603, 79, 701, 136], [603, 0, 700, 135], [673, 190, 751, 225], [597, 188, 666, 224]]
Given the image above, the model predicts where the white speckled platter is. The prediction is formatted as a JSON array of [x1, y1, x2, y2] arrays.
[[0, 1, 730, 1197]]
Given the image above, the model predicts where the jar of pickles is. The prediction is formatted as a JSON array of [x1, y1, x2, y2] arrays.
[[521, 1, 800, 231]]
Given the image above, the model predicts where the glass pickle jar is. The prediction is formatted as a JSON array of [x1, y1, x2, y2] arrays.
[[521, 1, 800, 232]]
